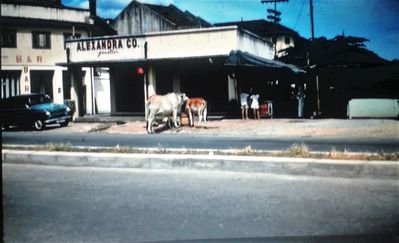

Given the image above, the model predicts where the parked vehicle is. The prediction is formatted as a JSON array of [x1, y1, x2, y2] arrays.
[[347, 98, 399, 119], [1, 93, 71, 131]]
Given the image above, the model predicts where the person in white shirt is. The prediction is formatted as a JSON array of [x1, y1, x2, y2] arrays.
[[240, 92, 249, 120], [250, 93, 260, 119]]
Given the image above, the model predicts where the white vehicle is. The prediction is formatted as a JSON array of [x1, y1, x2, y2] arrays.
[[347, 98, 399, 119]]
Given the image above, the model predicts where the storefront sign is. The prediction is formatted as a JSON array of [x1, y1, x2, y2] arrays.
[[65, 27, 274, 64], [22, 66, 30, 94], [66, 37, 145, 62], [16, 55, 43, 64]]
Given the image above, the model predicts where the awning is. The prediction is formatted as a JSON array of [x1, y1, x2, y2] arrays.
[[225, 50, 305, 73]]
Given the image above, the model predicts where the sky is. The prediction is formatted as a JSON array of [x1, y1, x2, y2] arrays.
[[62, 0, 399, 61]]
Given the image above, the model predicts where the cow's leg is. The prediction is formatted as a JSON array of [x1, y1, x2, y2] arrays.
[[169, 116, 176, 128], [203, 102, 207, 123], [146, 115, 150, 134], [187, 107, 194, 127], [173, 110, 179, 128], [191, 113, 195, 127], [198, 110, 202, 126], [147, 118, 152, 134], [151, 116, 156, 133], [167, 117, 172, 128], [146, 118, 151, 134], [147, 115, 155, 134]]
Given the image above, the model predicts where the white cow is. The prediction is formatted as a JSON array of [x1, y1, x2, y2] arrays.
[[145, 92, 188, 134]]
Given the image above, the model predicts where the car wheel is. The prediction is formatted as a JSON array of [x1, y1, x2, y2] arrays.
[[33, 119, 45, 131], [60, 121, 69, 127]]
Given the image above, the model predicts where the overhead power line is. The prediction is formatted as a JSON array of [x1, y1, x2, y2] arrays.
[[261, 0, 289, 4]]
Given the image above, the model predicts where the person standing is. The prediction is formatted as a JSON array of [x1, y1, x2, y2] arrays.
[[297, 85, 305, 118], [240, 92, 249, 120], [250, 93, 260, 119]]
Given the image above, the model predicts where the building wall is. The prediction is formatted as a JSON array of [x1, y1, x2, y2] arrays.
[[2, 26, 87, 104], [237, 29, 273, 59], [262, 35, 295, 57], [2, 27, 88, 67], [147, 27, 239, 59], [1, 3, 104, 115], [2, 4, 92, 24], [214, 21, 298, 59], [275, 35, 294, 57]]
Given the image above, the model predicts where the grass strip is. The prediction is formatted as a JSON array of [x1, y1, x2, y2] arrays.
[[2, 143, 398, 161]]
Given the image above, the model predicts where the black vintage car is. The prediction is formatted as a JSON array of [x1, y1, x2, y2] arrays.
[[1, 93, 71, 131]]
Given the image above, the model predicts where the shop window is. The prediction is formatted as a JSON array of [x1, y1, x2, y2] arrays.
[[1, 29, 17, 48], [32, 31, 51, 49], [1, 71, 21, 99], [63, 32, 81, 49]]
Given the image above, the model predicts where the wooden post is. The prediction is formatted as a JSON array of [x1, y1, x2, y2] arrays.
[[316, 75, 320, 115]]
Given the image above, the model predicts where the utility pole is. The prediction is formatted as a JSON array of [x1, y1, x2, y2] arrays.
[[309, 0, 315, 40], [308, 0, 320, 116], [261, 0, 288, 59]]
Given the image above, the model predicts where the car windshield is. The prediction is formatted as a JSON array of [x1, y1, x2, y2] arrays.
[[30, 95, 52, 105]]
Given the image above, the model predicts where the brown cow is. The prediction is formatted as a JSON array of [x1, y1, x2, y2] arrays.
[[185, 97, 207, 127]]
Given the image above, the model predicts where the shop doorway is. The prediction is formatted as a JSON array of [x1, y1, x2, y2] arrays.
[[111, 64, 144, 113], [155, 65, 174, 95], [62, 70, 71, 100], [180, 60, 228, 113], [30, 70, 54, 98]]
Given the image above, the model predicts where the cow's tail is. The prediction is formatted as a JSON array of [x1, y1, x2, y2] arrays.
[[145, 100, 150, 121], [203, 100, 208, 122], [145, 100, 151, 133]]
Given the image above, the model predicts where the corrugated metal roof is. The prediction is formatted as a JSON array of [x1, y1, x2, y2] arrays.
[[225, 50, 305, 73], [144, 3, 212, 29]]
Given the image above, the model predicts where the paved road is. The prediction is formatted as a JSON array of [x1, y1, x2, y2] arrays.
[[3, 163, 398, 242], [2, 131, 399, 152]]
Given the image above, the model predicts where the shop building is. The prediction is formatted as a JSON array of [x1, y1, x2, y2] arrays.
[[1, 0, 115, 112], [61, 0, 303, 119], [2, 0, 303, 119], [63, 25, 278, 117]]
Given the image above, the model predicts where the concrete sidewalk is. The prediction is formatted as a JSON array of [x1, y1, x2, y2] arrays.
[[3, 149, 398, 179], [68, 118, 398, 140]]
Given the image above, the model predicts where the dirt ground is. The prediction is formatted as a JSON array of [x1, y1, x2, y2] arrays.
[[65, 118, 399, 139]]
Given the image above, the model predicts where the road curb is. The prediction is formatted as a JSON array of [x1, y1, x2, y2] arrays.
[[2, 149, 399, 179]]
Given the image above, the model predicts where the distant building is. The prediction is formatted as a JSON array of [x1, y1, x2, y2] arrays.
[[215, 19, 307, 58], [1, 0, 115, 116], [112, 1, 212, 35]]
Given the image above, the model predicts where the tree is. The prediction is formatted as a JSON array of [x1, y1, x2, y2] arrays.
[[278, 35, 388, 68]]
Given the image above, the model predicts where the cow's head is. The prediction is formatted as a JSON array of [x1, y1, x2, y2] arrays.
[[178, 93, 188, 103]]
